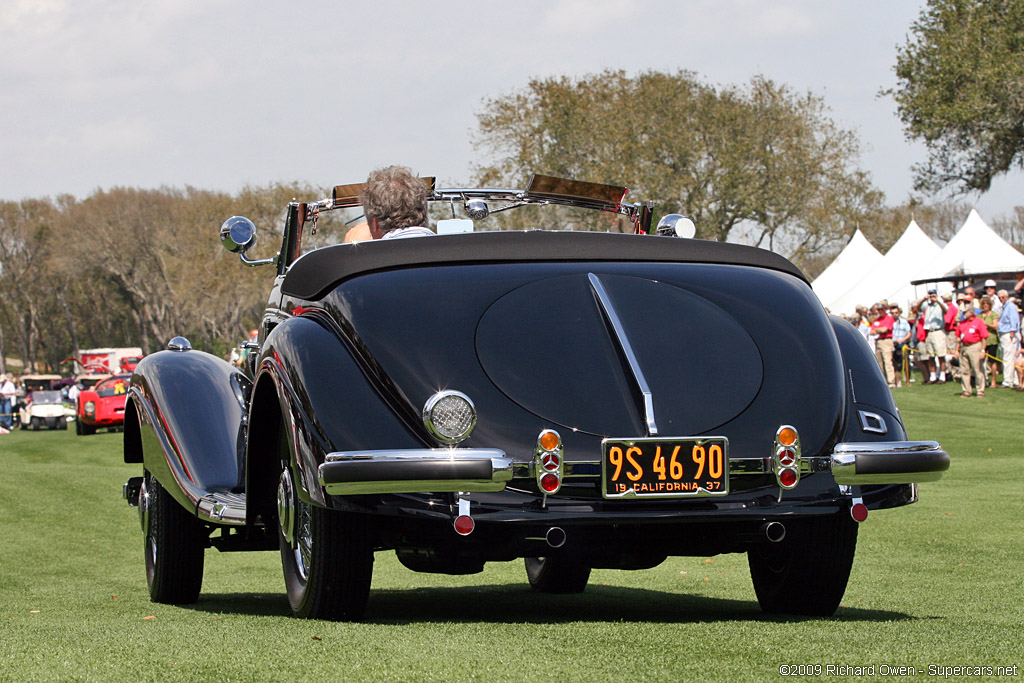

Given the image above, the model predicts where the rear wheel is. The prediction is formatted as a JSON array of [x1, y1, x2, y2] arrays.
[[278, 463, 373, 620], [748, 514, 858, 616], [142, 472, 207, 603], [525, 556, 592, 593]]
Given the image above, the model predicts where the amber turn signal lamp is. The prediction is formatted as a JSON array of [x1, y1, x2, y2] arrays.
[[778, 427, 797, 447], [540, 431, 560, 451]]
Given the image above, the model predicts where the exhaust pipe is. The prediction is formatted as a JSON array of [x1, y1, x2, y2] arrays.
[[545, 526, 566, 548], [762, 521, 786, 543]]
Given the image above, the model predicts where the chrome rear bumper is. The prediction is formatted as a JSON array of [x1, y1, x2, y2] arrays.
[[830, 441, 949, 484], [317, 440, 948, 496]]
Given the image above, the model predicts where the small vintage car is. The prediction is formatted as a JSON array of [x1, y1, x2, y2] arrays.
[[77, 374, 130, 435], [122, 175, 949, 620]]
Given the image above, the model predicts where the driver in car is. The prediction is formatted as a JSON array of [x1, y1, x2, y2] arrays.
[[358, 166, 435, 240]]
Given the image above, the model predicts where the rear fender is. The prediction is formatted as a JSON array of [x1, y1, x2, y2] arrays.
[[829, 315, 916, 509], [830, 315, 906, 441], [126, 349, 248, 515], [246, 315, 422, 519]]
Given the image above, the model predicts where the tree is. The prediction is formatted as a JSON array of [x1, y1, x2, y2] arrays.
[[472, 70, 880, 265], [891, 0, 1024, 193]]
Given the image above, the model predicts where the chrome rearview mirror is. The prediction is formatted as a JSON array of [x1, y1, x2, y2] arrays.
[[220, 216, 277, 267], [220, 216, 257, 253], [656, 214, 696, 239]]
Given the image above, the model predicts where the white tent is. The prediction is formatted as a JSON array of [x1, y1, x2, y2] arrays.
[[811, 229, 883, 309], [827, 220, 941, 315], [914, 209, 1024, 281]]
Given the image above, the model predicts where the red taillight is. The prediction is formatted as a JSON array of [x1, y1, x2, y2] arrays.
[[777, 447, 796, 467], [778, 468, 798, 488], [540, 473, 560, 493], [453, 515, 475, 536]]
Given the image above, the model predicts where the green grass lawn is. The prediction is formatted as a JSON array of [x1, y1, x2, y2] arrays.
[[1, 384, 1021, 681]]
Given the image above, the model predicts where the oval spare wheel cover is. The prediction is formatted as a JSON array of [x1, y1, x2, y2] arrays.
[[476, 272, 763, 437]]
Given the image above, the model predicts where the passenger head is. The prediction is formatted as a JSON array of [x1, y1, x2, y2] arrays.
[[359, 166, 429, 237]]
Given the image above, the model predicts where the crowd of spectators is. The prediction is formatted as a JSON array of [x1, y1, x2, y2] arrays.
[[836, 277, 1024, 397]]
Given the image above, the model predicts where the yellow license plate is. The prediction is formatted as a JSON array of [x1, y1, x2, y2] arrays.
[[601, 437, 729, 499]]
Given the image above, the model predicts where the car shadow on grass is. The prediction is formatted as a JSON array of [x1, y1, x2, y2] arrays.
[[182, 584, 910, 624]]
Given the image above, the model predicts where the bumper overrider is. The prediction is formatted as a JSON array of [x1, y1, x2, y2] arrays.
[[317, 441, 948, 496]]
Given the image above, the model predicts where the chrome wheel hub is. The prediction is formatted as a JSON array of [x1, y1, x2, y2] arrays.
[[278, 467, 311, 581], [277, 468, 295, 545]]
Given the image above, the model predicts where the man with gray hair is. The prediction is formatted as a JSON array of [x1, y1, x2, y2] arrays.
[[359, 166, 435, 240], [996, 289, 1020, 388]]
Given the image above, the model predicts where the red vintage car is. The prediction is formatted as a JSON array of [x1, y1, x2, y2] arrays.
[[76, 374, 130, 435]]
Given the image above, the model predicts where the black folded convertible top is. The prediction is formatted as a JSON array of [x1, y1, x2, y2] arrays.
[[281, 230, 808, 300]]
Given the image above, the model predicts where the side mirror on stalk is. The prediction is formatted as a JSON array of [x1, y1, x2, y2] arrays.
[[220, 216, 257, 254], [219, 216, 277, 267]]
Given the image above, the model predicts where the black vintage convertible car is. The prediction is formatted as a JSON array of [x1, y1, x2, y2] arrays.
[[122, 175, 948, 620]]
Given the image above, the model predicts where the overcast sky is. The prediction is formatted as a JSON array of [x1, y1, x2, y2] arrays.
[[2, 0, 1020, 224]]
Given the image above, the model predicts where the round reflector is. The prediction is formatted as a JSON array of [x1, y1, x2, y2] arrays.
[[540, 473, 560, 493], [778, 468, 798, 488], [778, 426, 797, 446], [851, 503, 868, 523], [777, 447, 796, 467], [453, 515, 475, 536]]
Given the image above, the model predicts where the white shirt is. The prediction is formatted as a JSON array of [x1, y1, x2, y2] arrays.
[[382, 226, 435, 239], [0, 380, 15, 399]]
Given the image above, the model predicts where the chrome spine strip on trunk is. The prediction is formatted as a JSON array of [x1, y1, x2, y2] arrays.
[[320, 448, 512, 495], [831, 440, 949, 484], [587, 273, 658, 436]]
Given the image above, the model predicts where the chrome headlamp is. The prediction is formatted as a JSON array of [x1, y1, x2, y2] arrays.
[[422, 390, 477, 445]]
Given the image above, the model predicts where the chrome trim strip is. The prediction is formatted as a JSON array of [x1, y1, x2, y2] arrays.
[[323, 448, 508, 463], [588, 273, 658, 436], [319, 448, 512, 495], [833, 441, 942, 455], [510, 456, 832, 479]]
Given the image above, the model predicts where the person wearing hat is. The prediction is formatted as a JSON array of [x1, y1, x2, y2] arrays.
[[983, 279, 1002, 316], [955, 307, 989, 397], [870, 303, 897, 387], [917, 288, 948, 383]]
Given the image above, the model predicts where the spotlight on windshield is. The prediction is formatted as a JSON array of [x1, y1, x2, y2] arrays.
[[464, 200, 489, 221]]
